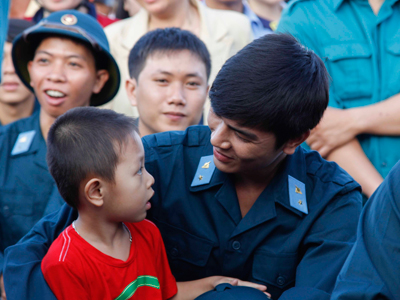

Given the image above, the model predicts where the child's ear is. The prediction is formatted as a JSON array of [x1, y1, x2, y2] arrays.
[[125, 78, 138, 107], [282, 130, 310, 155], [84, 178, 104, 207]]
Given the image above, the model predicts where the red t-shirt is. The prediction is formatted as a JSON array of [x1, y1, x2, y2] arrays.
[[42, 220, 177, 300]]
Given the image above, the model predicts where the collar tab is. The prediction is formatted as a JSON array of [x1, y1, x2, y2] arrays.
[[191, 155, 216, 187], [11, 130, 36, 156], [288, 175, 308, 214]]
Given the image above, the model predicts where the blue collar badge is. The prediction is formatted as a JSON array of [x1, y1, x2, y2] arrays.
[[191, 155, 216, 187], [288, 175, 308, 214], [11, 130, 36, 156]]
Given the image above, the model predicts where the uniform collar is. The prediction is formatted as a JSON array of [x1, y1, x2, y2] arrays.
[[332, 0, 346, 11], [190, 147, 308, 218]]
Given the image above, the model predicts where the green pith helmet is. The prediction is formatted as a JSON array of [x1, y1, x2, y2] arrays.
[[12, 10, 120, 106]]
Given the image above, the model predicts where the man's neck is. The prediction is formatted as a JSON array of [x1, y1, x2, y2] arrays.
[[0, 96, 35, 126], [368, 0, 384, 15], [39, 110, 57, 142], [148, 0, 200, 36], [205, 0, 243, 13], [247, 0, 282, 22]]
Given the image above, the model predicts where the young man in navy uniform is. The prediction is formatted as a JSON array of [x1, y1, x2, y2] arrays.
[[0, 10, 120, 299], [4, 34, 362, 300]]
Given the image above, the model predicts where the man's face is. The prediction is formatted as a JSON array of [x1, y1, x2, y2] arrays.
[[38, 0, 82, 12], [126, 50, 208, 136], [208, 109, 287, 175], [0, 42, 34, 105], [28, 37, 108, 119]]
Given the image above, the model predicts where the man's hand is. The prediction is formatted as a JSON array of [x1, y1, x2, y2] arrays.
[[307, 107, 360, 157], [0, 273, 6, 300], [212, 276, 271, 298]]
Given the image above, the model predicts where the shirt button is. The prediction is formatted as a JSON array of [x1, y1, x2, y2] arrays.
[[170, 247, 179, 257], [381, 162, 387, 167], [276, 275, 286, 286], [232, 241, 241, 250], [3, 205, 10, 218]]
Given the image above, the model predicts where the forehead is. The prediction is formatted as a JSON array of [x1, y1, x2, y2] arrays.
[[34, 36, 94, 60], [119, 131, 144, 159], [142, 50, 207, 76]]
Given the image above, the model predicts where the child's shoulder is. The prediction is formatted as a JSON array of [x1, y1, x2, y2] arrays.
[[42, 225, 82, 272]]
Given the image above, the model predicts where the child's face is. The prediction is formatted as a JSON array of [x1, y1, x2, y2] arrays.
[[0, 42, 34, 105], [103, 132, 155, 222], [126, 50, 208, 137], [27, 37, 108, 119], [38, 0, 82, 12]]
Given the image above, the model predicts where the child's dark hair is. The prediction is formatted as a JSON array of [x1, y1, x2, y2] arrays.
[[128, 27, 211, 80], [210, 33, 329, 149], [46, 107, 138, 209]]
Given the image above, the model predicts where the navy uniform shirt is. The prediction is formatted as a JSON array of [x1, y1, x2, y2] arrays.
[[0, 111, 64, 273], [332, 160, 400, 300], [3, 126, 362, 299]]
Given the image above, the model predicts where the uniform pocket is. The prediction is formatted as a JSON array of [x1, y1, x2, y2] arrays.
[[323, 43, 372, 102], [384, 40, 400, 91], [0, 188, 36, 248], [154, 219, 215, 281], [251, 249, 298, 299]]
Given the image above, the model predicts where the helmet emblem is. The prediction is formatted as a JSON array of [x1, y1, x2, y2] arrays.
[[61, 14, 78, 26]]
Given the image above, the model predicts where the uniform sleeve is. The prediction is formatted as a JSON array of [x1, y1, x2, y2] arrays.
[[331, 163, 400, 300], [3, 204, 77, 300], [42, 258, 89, 300], [277, 3, 343, 109], [153, 225, 178, 300], [279, 187, 362, 300]]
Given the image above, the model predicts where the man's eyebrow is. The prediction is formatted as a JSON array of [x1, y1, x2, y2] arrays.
[[154, 70, 202, 78], [35, 50, 87, 61], [227, 124, 258, 140]]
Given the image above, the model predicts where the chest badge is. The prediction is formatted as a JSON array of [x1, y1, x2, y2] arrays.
[[288, 175, 308, 214], [191, 155, 215, 187], [11, 130, 36, 156]]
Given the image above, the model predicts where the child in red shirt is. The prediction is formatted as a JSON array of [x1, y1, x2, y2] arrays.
[[42, 107, 176, 300]]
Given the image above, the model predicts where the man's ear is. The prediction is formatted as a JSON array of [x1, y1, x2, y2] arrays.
[[84, 178, 104, 207], [92, 70, 109, 94], [282, 130, 310, 155], [125, 78, 138, 107]]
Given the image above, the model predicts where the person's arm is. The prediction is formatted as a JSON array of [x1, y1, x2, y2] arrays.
[[308, 92, 400, 157], [171, 277, 269, 300], [3, 204, 77, 300], [326, 139, 383, 198], [331, 161, 400, 299], [279, 186, 362, 300]]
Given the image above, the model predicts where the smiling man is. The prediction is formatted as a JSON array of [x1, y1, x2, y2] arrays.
[[0, 10, 119, 298], [125, 28, 210, 137], [4, 34, 361, 300]]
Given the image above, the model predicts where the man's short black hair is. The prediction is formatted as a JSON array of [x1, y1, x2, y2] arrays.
[[210, 33, 329, 148], [47, 107, 138, 209], [128, 27, 211, 80]]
